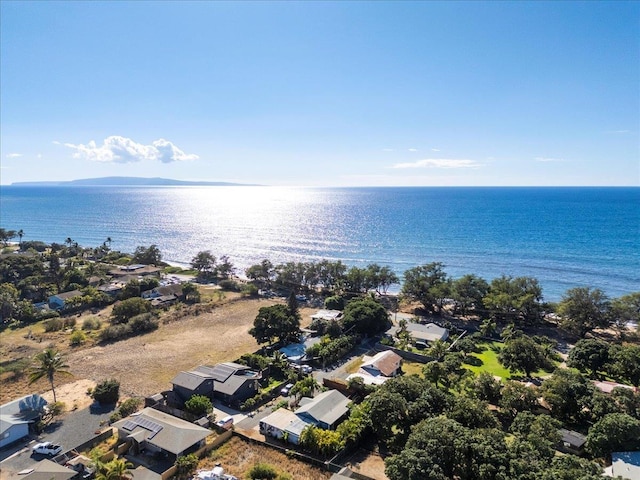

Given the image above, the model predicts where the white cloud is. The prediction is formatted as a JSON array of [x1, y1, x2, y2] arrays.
[[63, 136, 199, 163], [534, 157, 564, 162], [431, 148, 441, 152], [408, 148, 418, 152], [392, 158, 483, 169], [6, 153, 23, 158]]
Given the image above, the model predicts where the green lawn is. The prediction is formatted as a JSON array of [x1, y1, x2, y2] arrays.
[[464, 342, 512, 379], [464, 340, 556, 380], [401, 361, 425, 377]]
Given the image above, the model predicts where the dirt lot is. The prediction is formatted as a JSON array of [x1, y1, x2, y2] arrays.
[[203, 436, 331, 480], [0, 295, 317, 404]]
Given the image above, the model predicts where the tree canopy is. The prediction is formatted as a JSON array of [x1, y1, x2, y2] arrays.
[[249, 304, 300, 346]]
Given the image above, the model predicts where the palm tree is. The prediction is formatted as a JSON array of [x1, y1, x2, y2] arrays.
[[17, 229, 24, 248], [28, 347, 72, 403], [95, 459, 133, 480]]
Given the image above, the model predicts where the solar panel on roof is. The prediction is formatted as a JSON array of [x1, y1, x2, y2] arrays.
[[122, 420, 137, 431], [137, 417, 163, 433]]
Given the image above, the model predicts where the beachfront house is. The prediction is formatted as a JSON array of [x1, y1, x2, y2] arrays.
[[0, 394, 47, 448], [260, 389, 350, 445], [387, 321, 449, 348], [112, 407, 210, 461]]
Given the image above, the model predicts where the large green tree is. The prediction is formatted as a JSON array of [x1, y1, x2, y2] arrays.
[[499, 335, 548, 377], [29, 347, 72, 403], [249, 304, 300, 346], [483, 276, 543, 325], [558, 287, 610, 337], [190, 250, 216, 277], [132, 244, 162, 265], [586, 413, 640, 458], [341, 296, 390, 335], [541, 369, 594, 423], [567, 338, 610, 377], [401, 262, 449, 312], [450, 274, 489, 316]]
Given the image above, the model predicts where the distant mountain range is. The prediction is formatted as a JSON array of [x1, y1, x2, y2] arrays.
[[11, 176, 261, 186]]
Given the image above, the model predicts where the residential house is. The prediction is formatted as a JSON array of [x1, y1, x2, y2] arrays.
[[260, 389, 350, 445], [48, 290, 83, 310], [558, 428, 587, 455], [310, 310, 343, 323], [171, 363, 261, 406], [112, 407, 210, 462], [170, 370, 216, 404], [592, 380, 638, 395], [387, 322, 449, 347], [142, 284, 183, 307], [109, 265, 162, 278], [21, 459, 78, 480], [604, 451, 640, 480], [346, 350, 403, 385], [0, 394, 47, 448]]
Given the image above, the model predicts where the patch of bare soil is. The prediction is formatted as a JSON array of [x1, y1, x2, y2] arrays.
[[1, 297, 316, 407], [342, 449, 390, 480], [203, 436, 331, 480]]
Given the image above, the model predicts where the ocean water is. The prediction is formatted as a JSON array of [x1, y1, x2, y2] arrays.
[[0, 186, 638, 301]]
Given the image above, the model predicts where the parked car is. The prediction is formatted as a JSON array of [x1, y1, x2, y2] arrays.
[[280, 383, 294, 396], [301, 365, 313, 374], [32, 442, 62, 456], [215, 416, 234, 430]]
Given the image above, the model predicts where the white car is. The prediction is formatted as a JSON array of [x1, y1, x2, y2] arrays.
[[280, 383, 294, 396], [32, 441, 62, 456]]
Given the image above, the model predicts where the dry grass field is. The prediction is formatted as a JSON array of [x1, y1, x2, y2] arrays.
[[0, 293, 316, 404], [201, 436, 332, 480]]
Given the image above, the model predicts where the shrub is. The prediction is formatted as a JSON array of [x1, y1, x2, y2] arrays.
[[241, 283, 259, 297], [92, 379, 120, 404], [63, 317, 76, 329], [82, 317, 101, 330], [324, 295, 345, 310], [174, 454, 199, 475], [100, 324, 132, 341], [118, 397, 142, 417], [218, 279, 240, 291], [69, 330, 87, 346], [128, 313, 159, 333], [44, 318, 64, 332], [248, 463, 278, 480], [184, 395, 213, 416]]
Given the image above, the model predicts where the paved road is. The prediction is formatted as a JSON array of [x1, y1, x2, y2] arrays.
[[0, 404, 114, 477]]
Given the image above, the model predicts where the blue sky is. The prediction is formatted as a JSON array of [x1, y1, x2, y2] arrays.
[[1, 1, 638, 186]]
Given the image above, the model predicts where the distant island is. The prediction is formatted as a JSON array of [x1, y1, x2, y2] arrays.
[[11, 176, 261, 187]]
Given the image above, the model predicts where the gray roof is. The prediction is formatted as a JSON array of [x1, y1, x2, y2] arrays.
[[170, 371, 211, 390], [559, 428, 587, 448], [1, 394, 46, 434], [23, 459, 77, 480], [295, 390, 350, 427], [113, 407, 210, 455], [52, 289, 83, 300], [195, 362, 248, 383], [406, 322, 449, 342]]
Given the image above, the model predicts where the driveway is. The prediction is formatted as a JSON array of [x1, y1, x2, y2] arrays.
[[0, 403, 114, 477], [313, 338, 378, 385]]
